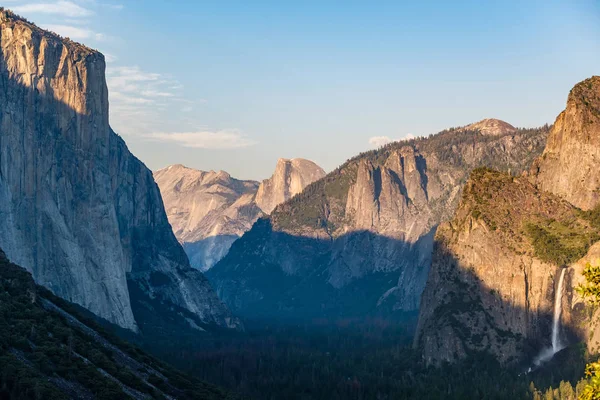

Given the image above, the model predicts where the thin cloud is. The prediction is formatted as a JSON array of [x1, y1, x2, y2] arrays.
[[103, 53, 117, 63], [368, 134, 414, 148], [144, 130, 258, 149], [369, 136, 394, 148], [42, 24, 91, 39], [111, 91, 155, 105], [13, 1, 93, 18], [140, 90, 175, 98], [107, 66, 162, 90]]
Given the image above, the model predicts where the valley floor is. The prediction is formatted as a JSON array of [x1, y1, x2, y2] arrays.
[[116, 317, 592, 400]]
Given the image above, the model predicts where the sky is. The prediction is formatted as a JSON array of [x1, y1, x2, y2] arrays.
[[6, 0, 600, 180]]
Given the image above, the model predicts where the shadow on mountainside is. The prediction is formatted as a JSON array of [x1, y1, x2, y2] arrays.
[[415, 240, 587, 370], [206, 217, 437, 323], [183, 234, 240, 272], [121, 248, 592, 400], [0, 29, 235, 333]]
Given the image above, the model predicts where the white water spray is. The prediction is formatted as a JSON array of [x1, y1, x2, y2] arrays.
[[532, 268, 567, 367], [551, 268, 567, 353]]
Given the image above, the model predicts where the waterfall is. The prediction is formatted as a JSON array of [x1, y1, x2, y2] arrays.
[[551, 268, 567, 353], [531, 268, 567, 368]]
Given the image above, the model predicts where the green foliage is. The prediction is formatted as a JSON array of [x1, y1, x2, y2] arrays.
[[577, 263, 600, 304], [581, 205, 600, 231], [524, 220, 598, 266], [273, 125, 549, 232], [579, 362, 600, 400], [0, 252, 233, 400], [575, 262, 600, 400]]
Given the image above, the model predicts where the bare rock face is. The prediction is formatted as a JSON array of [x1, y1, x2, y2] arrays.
[[154, 165, 262, 271], [255, 158, 326, 214], [415, 78, 600, 366], [155, 159, 324, 271], [462, 118, 517, 136], [0, 11, 238, 331], [414, 168, 600, 365], [208, 123, 549, 320], [532, 76, 600, 210]]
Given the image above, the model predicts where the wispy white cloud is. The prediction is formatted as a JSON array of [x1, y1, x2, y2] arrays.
[[13, 1, 93, 18], [144, 130, 257, 149], [42, 23, 91, 39], [107, 66, 161, 90], [103, 53, 117, 63], [140, 90, 175, 98], [110, 91, 155, 104], [369, 136, 394, 148], [368, 134, 414, 148]]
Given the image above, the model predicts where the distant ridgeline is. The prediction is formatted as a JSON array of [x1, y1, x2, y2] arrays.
[[0, 249, 233, 400], [154, 158, 325, 272], [415, 76, 600, 367], [207, 119, 550, 321]]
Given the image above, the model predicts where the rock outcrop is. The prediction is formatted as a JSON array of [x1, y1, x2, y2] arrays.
[[462, 118, 517, 136], [531, 76, 600, 210], [255, 158, 326, 214], [415, 77, 600, 366], [0, 10, 238, 331], [154, 165, 262, 271], [208, 122, 549, 320], [155, 159, 325, 271], [414, 169, 597, 365]]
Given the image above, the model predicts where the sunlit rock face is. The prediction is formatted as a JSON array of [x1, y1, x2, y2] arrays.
[[462, 118, 517, 136], [208, 121, 549, 321], [154, 165, 262, 272], [531, 76, 600, 211], [255, 158, 327, 214], [0, 10, 239, 331], [416, 77, 600, 366], [155, 159, 325, 272]]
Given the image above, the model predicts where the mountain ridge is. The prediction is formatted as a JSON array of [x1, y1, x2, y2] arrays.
[[208, 121, 550, 320], [415, 76, 600, 366], [155, 158, 325, 271]]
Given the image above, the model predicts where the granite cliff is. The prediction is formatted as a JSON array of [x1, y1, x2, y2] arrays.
[[0, 10, 238, 331], [207, 121, 550, 320], [255, 158, 326, 214], [155, 159, 325, 271], [532, 76, 600, 210], [415, 77, 600, 366]]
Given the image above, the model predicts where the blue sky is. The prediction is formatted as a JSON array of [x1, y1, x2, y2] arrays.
[[7, 0, 600, 180]]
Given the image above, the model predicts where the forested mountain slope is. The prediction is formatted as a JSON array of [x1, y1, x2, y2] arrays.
[[415, 76, 600, 366], [0, 249, 235, 400], [208, 119, 550, 320]]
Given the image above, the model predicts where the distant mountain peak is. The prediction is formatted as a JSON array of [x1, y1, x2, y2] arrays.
[[462, 118, 516, 136], [155, 158, 324, 271], [256, 158, 326, 214]]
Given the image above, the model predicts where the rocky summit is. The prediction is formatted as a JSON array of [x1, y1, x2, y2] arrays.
[[532, 76, 600, 210], [255, 158, 327, 214], [415, 77, 600, 366], [462, 118, 517, 136], [155, 158, 325, 272], [207, 121, 549, 321], [0, 11, 238, 331], [154, 165, 262, 272]]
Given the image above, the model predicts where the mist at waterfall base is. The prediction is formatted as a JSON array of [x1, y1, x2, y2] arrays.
[[531, 268, 568, 369]]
